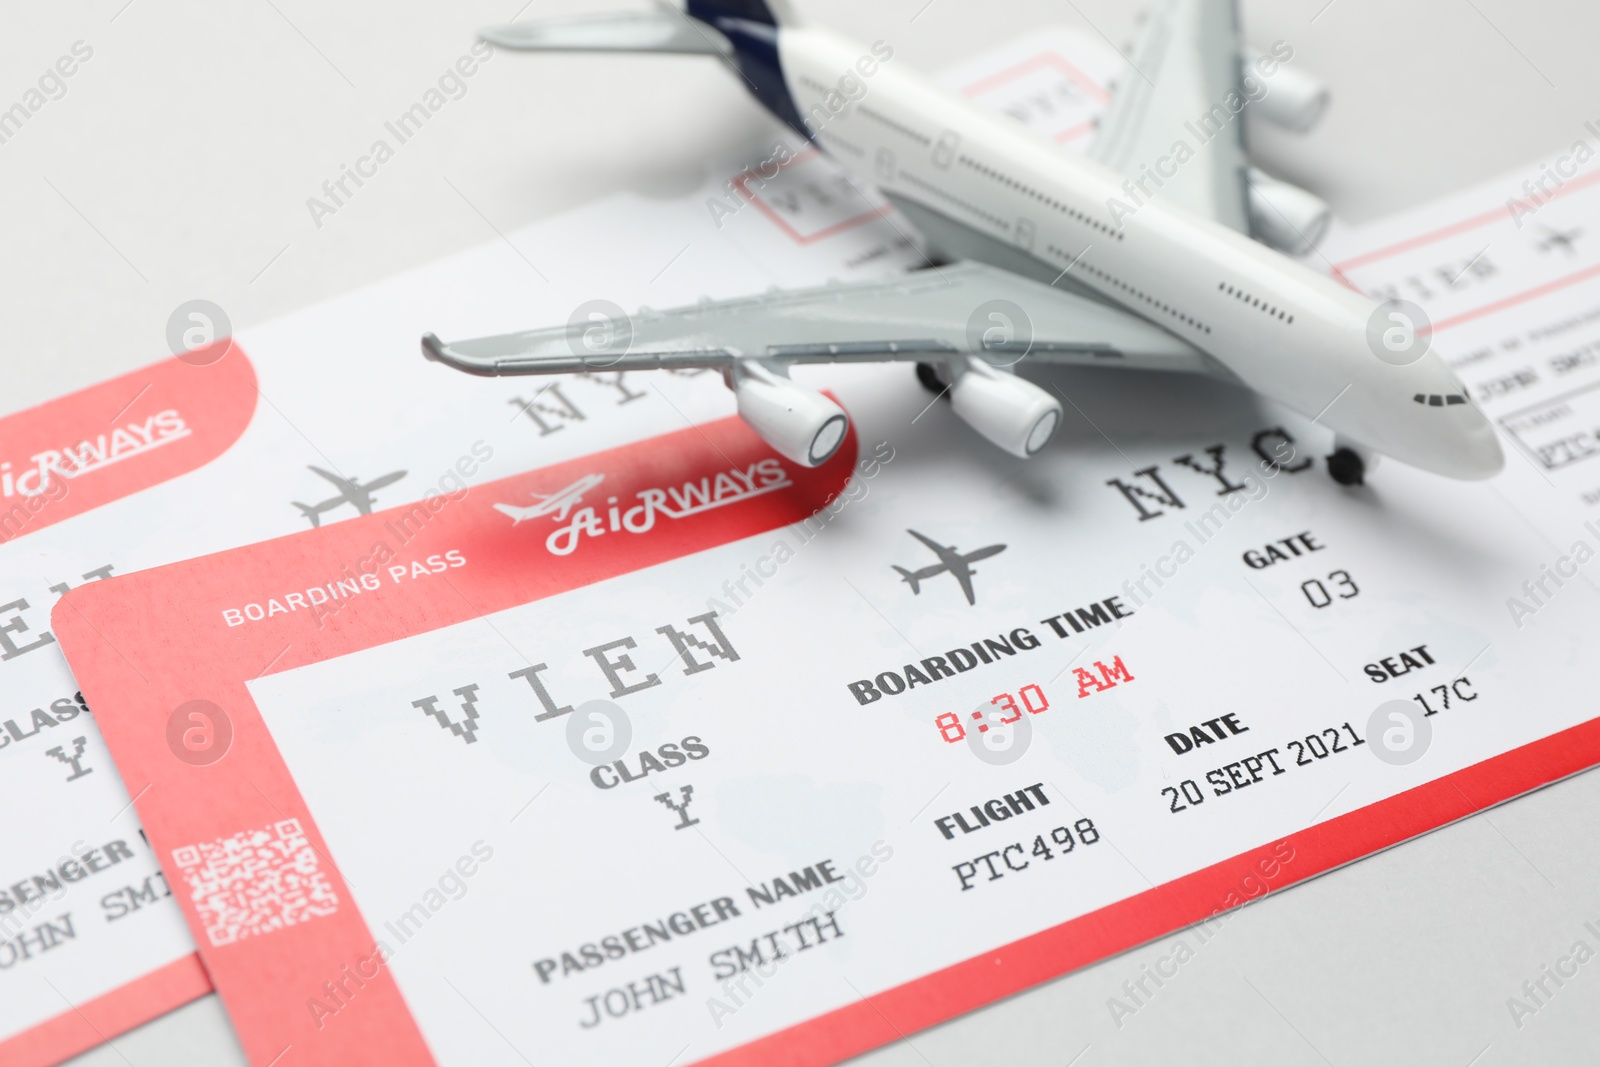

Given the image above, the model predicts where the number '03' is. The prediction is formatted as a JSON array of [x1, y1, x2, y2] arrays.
[[1302, 570, 1358, 609]]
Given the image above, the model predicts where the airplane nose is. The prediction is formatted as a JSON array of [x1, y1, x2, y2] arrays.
[[1446, 403, 1506, 480], [1391, 393, 1506, 481], [1340, 330, 1507, 481]]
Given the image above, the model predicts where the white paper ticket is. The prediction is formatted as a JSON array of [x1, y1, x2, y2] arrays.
[[56, 135, 1600, 1067], [0, 98, 923, 1067], [35, 24, 1600, 1067]]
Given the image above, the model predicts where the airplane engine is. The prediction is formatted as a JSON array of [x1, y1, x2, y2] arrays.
[[1245, 53, 1330, 132], [1246, 169, 1332, 256], [948, 359, 1063, 458], [731, 361, 850, 467]]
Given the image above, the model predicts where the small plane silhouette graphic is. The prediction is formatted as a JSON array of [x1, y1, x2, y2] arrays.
[[493, 473, 606, 525], [893, 529, 1006, 606], [293, 466, 407, 527], [1537, 226, 1584, 256]]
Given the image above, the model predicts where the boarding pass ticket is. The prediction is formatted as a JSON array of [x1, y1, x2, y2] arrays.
[[48, 51, 1600, 1067], [18, 22, 1600, 1067]]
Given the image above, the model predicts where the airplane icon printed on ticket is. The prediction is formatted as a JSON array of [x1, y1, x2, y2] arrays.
[[1536, 225, 1584, 256], [292, 466, 407, 528], [893, 529, 1006, 606]]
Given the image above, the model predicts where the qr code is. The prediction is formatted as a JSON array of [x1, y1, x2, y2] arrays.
[[173, 818, 339, 946]]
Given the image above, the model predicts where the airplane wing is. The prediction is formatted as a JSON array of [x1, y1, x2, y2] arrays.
[[364, 471, 407, 492], [423, 261, 1213, 379], [1088, 0, 1251, 232], [479, 8, 728, 56], [308, 466, 360, 497], [1087, 0, 1332, 253], [906, 529, 956, 559]]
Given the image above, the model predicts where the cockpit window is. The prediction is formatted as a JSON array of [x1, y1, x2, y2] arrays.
[[1413, 393, 1468, 406]]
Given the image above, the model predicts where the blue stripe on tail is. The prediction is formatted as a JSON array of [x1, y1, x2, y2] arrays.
[[686, 0, 780, 23], [686, 0, 809, 138]]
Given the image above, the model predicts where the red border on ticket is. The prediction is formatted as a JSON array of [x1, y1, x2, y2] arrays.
[[0, 956, 213, 1067], [53, 412, 862, 1065], [50, 403, 1600, 1065], [1, 343, 257, 544], [0, 344, 258, 1065]]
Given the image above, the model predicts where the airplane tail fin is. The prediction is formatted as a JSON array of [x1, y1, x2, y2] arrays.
[[479, 1, 806, 139], [892, 565, 921, 595], [493, 503, 532, 525], [480, 3, 743, 55], [292, 503, 322, 528], [685, 0, 791, 27]]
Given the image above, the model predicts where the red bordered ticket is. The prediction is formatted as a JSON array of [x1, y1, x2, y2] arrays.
[[53, 339, 1600, 1066], [0, 351, 253, 1067], [0, 27, 1108, 1062], [33, 25, 1600, 1067], [0, 140, 918, 1067]]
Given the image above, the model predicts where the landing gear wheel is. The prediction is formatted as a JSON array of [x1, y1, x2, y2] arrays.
[[915, 362, 949, 395], [1326, 447, 1365, 486]]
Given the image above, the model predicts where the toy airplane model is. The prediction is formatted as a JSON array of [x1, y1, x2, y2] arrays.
[[421, 0, 1504, 485]]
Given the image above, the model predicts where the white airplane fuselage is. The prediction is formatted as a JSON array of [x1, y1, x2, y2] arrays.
[[767, 27, 1501, 479]]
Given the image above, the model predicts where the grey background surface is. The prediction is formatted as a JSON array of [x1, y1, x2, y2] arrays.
[[7, 0, 1593, 1063]]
